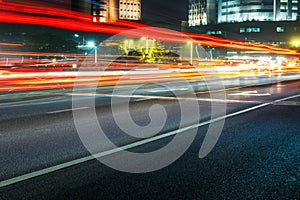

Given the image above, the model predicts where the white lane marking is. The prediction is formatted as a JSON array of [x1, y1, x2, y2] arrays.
[[135, 98, 151, 102], [71, 93, 97, 96], [149, 88, 190, 92], [1, 93, 300, 188], [109, 94, 259, 104], [0, 97, 63, 107], [47, 107, 89, 114], [229, 90, 271, 96], [273, 101, 299, 106], [195, 86, 249, 94], [69, 93, 258, 104]]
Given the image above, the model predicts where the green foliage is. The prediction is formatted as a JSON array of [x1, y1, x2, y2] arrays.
[[125, 48, 179, 63]]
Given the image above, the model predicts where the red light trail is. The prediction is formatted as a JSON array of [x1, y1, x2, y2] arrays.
[[0, 1, 299, 55], [0, 1, 299, 94]]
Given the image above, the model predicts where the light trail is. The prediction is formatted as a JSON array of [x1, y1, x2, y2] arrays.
[[0, 2, 299, 94], [0, 61, 299, 92], [0, 2, 299, 55]]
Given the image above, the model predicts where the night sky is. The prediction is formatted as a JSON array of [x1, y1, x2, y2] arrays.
[[142, 0, 188, 22]]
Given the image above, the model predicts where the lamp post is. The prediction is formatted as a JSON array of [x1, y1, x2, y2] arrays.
[[87, 41, 97, 64], [187, 40, 193, 65], [146, 37, 149, 54], [141, 36, 149, 54]]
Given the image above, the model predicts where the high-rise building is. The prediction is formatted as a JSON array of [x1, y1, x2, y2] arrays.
[[4, 0, 141, 23], [72, 0, 116, 22], [188, 0, 216, 26], [72, 0, 141, 23], [218, 0, 298, 23], [188, 0, 299, 26], [119, 0, 141, 20]]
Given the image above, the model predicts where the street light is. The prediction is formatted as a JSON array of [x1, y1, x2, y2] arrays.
[[292, 40, 300, 47], [87, 41, 97, 64], [187, 40, 193, 65], [141, 36, 149, 54]]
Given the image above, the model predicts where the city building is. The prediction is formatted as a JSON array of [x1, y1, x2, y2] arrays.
[[218, 0, 299, 23], [188, 0, 299, 26], [119, 0, 141, 20], [187, 0, 300, 49], [4, 0, 142, 23], [186, 19, 300, 51], [188, 0, 217, 26], [72, 0, 141, 23]]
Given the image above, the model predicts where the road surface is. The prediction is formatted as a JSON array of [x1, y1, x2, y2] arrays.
[[0, 79, 300, 199]]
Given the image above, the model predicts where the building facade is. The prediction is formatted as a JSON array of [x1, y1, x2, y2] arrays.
[[186, 0, 300, 49], [72, 0, 141, 23], [3, 0, 142, 23], [188, 0, 217, 26], [119, 0, 141, 20], [218, 0, 298, 23], [188, 0, 299, 26]]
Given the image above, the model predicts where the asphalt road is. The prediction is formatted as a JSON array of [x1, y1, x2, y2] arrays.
[[0, 79, 300, 199]]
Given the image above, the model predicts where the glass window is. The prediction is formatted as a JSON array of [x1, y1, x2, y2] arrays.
[[276, 27, 285, 32], [246, 27, 260, 33]]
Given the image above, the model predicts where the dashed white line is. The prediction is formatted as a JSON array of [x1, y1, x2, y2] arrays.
[[47, 107, 89, 114], [229, 90, 271, 96]]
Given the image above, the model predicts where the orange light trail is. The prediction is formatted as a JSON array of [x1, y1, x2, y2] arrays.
[[1, 60, 300, 93], [0, 42, 24, 47]]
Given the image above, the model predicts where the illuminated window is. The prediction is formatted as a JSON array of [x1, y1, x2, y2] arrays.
[[240, 28, 245, 33], [276, 27, 285, 32], [246, 27, 261, 33], [207, 31, 215, 35]]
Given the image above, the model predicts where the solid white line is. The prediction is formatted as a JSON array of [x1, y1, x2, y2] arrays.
[[195, 87, 242, 94], [47, 107, 89, 114], [96, 93, 259, 104], [1, 93, 300, 188]]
